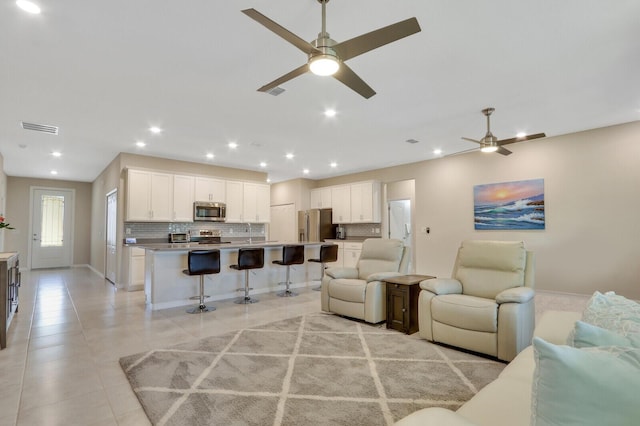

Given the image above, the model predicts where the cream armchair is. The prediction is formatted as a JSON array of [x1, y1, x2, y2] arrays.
[[418, 240, 535, 361], [321, 238, 409, 324]]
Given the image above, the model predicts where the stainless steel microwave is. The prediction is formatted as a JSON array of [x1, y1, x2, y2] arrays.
[[194, 202, 226, 222]]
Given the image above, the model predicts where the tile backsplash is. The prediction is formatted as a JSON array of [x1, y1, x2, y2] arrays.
[[124, 222, 265, 240], [342, 223, 382, 238]]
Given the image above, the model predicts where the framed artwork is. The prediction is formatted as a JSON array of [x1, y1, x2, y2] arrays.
[[473, 178, 545, 230]]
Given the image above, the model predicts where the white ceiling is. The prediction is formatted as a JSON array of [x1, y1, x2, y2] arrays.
[[1, 0, 639, 183]]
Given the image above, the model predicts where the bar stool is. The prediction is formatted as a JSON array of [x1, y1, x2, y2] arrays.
[[231, 247, 264, 304], [182, 249, 220, 314], [308, 244, 339, 291], [272, 245, 305, 297]]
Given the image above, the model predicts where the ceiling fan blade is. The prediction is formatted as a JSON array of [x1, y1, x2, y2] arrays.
[[497, 146, 513, 156], [462, 137, 482, 144], [242, 9, 320, 56], [498, 132, 547, 145], [332, 63, 376, 99], [332, 17, 421, 61], [257, 64, 309, 93]]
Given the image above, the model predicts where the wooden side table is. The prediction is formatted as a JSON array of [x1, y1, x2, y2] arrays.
[[385, 274, 435, 334]]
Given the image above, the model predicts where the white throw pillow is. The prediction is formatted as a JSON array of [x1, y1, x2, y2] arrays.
[[580, 291, 640, 336], [531, 337, 640, 426]]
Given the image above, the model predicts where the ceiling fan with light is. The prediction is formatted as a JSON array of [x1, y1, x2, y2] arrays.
[[242, 0, 421, 99], [462, 107, 546, 156]]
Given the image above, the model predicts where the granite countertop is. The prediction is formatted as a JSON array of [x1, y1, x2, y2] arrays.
[[128, 241, 325, 251], [324, 237, 380, 242]]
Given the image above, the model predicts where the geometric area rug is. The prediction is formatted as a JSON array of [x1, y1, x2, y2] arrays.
[[120, 313, 505, 426]]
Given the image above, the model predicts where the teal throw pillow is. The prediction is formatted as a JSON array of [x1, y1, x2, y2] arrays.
[[531, 337, 640, 426], [571, 321, 640, 348]]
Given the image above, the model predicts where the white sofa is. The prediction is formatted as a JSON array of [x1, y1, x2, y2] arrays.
[[396, 310, 581, 426]]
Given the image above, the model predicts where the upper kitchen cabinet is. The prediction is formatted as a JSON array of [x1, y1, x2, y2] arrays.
[[310, 187, 332, 209], [225, 180, 244, 222], [243, 182, 270, 223], [331, 185, 351, 224], [351, 181, 381, 223], [126, 169, 173, 221], [194, 177, 226, 203], [172, 175, 195, 222]]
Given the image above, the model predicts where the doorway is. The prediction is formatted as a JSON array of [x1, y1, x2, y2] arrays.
[[388, 199, 412, 270], [30, 188, 74, 269], [105, 189, 117, 284]]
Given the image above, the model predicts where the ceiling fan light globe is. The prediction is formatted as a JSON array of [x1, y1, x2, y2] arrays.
[[481, 145, 499, 153], [309, 55, 340, 76]]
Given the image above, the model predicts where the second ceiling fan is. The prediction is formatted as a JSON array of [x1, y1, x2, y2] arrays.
[[462, 108, 546, 156], [242, 0, 421, 99]]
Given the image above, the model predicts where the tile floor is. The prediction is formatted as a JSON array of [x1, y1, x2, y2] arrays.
[[0, 267, 589, 425]]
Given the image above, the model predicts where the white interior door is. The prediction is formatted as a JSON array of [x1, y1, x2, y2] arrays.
[[31, 188, 74, 269], [269, 204, 296, 242], [105, 190, 117, 283]]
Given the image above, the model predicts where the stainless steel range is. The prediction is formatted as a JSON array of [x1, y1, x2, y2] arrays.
[[190, 229, 229, 245]]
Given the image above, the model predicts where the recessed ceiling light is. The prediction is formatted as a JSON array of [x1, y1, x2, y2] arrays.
[[330, 162, 337, 168], [16, 0, 41, 14], [516, 132, 527, 138], [286, 153, 294, 159], [52, 151, 62, 157], [266, 178, 271, 183], [149, 126, 162, 134], [260, 162, 267, 168], [324, 109, 337, 118], [136, 141, 146, 147], [433, 149, 442, 155], [228, 142, 238, 149], [50, 170, 58, 175], [303, 169, 310, 175], [206, 153, 214, 159]]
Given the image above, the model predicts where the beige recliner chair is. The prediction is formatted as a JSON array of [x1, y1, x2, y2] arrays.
[[321, 238, 409, 324], [418, 240, 535, 361]]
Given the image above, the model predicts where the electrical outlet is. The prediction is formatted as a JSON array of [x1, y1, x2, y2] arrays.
[[375, 227, 380, 234], [125, 228, 131, 235]]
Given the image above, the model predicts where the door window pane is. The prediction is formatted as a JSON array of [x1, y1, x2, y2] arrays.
[[41, 195, 64, 247]]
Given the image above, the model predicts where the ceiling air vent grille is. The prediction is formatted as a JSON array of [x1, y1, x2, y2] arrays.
[[21, 121, 59, 135], [267, 87, 285, 96]]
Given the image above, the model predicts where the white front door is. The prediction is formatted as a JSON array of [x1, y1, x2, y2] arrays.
[[31, 188, 74, 269], [105, 190, 117, 283]]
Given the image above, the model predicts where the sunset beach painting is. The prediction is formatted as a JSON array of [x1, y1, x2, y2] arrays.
[[473, 179, 545, 230]]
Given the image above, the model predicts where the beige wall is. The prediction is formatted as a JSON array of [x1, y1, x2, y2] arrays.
[[4, 177, 92, 267], [270, 178, 316, 210], [0, 153, 6, 252], [313, 121, 640, 299]]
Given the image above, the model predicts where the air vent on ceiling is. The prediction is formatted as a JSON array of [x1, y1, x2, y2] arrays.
[[21, 121, 59, 135], [266, 87, 285, 96], [405, 138, 419, 144]]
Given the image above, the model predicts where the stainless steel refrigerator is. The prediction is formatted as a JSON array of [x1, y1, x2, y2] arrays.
[[298, 208, 336, 242]]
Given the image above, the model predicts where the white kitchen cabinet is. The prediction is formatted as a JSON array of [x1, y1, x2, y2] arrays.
[[343, 242, 363, 268], [310, 187, 332, 209], [331, 185, 351, 224], [128, 247, 146, 291], [126, 170, 173, 221], [194, 177, 226, 203], [243, 182, 270, 223], [350, 181, 381, 223], [225, 180, 244, 222], [173, 175, 195, 222]]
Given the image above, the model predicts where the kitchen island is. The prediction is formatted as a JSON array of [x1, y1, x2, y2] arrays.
[[140, 241, 325, 310]]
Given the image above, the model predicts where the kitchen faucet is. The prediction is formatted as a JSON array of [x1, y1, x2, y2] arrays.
[[246, 222, 252, 243]]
